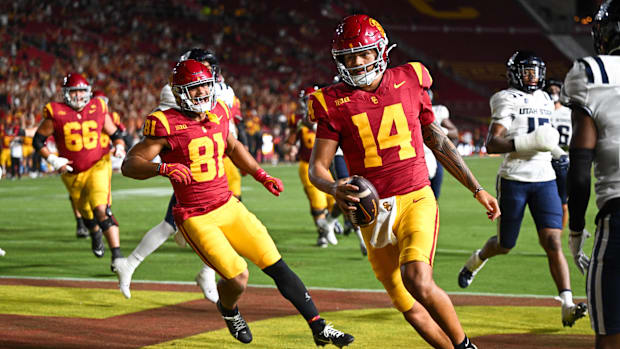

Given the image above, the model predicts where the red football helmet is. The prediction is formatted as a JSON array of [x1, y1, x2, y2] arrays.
[[171, 59, 216, 113], [62, 73, 91, 110], [331, 15, 394, 87], [298, 85, 319, 116]]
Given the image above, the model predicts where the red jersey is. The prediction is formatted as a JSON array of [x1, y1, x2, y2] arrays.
[[309, 62, 435, 198], [287, 113, 316, 162], [43, 98, 109, 173], [144, 101, 232, 221]]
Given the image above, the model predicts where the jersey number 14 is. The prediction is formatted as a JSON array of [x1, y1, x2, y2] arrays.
[[352, 103, 416, 168]]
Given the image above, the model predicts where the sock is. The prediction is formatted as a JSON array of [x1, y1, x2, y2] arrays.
[[262, 259, 319, 322], [559, 289, 574, 306], [217, 300, 238, 316], [308, 317, 326, 334], [131, 220, 175, 262], [111, 247, 123, 259], [76, 217, 86, 228]]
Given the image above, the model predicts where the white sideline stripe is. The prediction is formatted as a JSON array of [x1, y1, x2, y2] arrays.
[[436, 248, 547, 257], [0, 275, 565, 300]]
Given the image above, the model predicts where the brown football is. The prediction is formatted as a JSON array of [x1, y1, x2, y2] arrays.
[[346, 176, 380, 227]]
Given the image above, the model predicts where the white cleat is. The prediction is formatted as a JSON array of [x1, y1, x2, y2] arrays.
[[196, 266, 219, 304], [0, 247, 5, 257], [112, 258, 134, 299], [323, 217, 338, 246]]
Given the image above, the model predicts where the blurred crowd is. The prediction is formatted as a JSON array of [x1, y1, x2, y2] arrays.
[[0, 0, 487, 180]]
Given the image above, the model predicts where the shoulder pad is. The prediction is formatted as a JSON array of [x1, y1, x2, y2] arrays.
[[216, 100, 231, 122], [307, 89, 328, 123], [490, 90, 518, 120], [560, 59, 591, 114], [143, 111, 172, 137], [407, 62, 433, 89], [96, 97, 108, 113], [43, 103, 55, 119]]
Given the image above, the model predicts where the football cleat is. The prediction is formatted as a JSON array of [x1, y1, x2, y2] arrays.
[[195, 266, 219, 304], [342, 220, 354, 236], [562, 302, 587, 327], [458, 249, 487, 288], [112, 258, 134, 299], [333, 220, 344, 235], [76, 220, 89, 239], [90, 230, 105, 258], [0, 247, 5, 257], [313, 321, 354, 348], [217, 301, 252, 343]]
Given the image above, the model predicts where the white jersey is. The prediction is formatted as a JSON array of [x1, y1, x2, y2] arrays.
[[490, 88, 556, 182], [551, 105, 572, 149], [424, 104, 450, 179], [561, 55, 620, 209]]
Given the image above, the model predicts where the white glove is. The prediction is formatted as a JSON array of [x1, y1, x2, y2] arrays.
[[113, 144, 126, 158], [514, 124, 559, 152], [551, 145, 567, 160], [569, 229, 591, 275], [47, 154, 73, 172]]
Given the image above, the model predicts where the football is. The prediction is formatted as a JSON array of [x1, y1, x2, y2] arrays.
[[346, 176, 380, 227]]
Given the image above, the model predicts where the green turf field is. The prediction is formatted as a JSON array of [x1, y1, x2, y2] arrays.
[[0, 157, 597, 297]]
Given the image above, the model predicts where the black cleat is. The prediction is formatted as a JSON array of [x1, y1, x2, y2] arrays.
[[313, 321, 354, 348], [90, 230, 105, 258], [76, 222, 89, 239], [217, 301, 252, 344]]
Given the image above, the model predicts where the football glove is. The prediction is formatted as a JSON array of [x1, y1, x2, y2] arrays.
[[113, 144, 126, 158], [514, 124, 559, 153], [158, 163, 193, 185], [253, 168, 283, 196], [47, 154, 73, 172], [569, 229, 591, 275]]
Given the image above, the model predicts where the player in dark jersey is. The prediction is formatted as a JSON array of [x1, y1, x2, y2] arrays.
[[121, 60, 354, 347], [308, 15, 499, 349]]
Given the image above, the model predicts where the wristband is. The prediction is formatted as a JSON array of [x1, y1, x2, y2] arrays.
[[473, 187, 485, 198]]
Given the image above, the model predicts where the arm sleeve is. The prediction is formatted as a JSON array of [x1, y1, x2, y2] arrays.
[[567, 148, 594, 231]]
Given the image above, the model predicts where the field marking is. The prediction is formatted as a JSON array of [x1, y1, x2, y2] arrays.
[[436, 248, 547, 257], [0, 275, 564, 300]]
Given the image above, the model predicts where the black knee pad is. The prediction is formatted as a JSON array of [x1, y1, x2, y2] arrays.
[[83, 218, 99, 230], [105, 206, 119, 226], [311, 208, 328, 218], [98, 217, 118, 231]]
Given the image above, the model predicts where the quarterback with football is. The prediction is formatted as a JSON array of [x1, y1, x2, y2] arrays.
[[121, 59, 354, 347], [308, 14, 498, 349]]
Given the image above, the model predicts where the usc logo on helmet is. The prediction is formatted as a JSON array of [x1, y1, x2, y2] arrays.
[[368, 18, 385, 38]]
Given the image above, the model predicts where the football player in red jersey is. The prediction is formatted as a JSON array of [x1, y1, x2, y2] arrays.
[[308, 15, 500, 349], [33, 73, 126, 268], [284, 85, 344, 248], [121, 60, 354, 347]]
